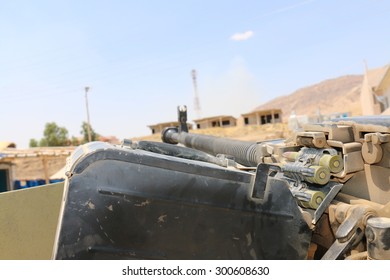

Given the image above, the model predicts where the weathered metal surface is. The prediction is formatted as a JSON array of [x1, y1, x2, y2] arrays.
[[51, 112, 390, 260], [366, 217, 390, 260], [53, 144, 311, 259], [0, 182, 64, 259]]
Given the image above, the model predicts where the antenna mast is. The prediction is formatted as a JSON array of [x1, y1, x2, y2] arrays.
[[191, 69, 202, 119]]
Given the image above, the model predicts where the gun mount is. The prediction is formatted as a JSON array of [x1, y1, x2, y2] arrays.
[[53, 106, 390, 260]]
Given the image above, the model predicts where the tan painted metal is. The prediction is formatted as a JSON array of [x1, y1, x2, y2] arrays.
[[0, 182, 64, 259]]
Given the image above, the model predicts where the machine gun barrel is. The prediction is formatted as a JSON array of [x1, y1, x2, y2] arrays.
[[162, 127, 263, 167], [161, 106, 265, 167]]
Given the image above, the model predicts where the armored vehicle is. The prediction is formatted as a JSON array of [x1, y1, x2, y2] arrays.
[[53, 107, 390, 260]]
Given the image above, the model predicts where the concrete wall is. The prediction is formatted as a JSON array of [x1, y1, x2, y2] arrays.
[[242, 111, 282, 126], [361, 75, 381, 115], [0, 163, 14, 192], [195, 117, 236, 129]]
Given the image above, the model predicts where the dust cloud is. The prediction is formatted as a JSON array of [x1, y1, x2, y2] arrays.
[[199, 58, 262, 119]]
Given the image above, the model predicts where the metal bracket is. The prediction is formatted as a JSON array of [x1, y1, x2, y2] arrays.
[[251, 163, 280, 200], [321, 228, 364, 260], [177, 105, 188, 133], [313, 182, 343, 224]]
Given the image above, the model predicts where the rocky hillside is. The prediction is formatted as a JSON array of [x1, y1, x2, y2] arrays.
[[135, 74, 364, 142], [255, 75, 363, 119]]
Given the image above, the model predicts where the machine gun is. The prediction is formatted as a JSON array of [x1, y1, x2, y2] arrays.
[[53, 106, 390, 260]]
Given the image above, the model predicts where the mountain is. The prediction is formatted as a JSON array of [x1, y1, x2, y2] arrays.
[[135, 74, 364, 142], [254, 75, 364, 119]]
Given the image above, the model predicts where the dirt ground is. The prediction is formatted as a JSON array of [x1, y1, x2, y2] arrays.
[[133, 123, 292, 142]]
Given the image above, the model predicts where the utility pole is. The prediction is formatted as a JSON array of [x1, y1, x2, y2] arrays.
[[192, 69, 202, 119], [84, 86, 92, 142]]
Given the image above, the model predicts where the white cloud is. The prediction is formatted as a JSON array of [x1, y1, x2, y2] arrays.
[[230, 30, 254, 41]]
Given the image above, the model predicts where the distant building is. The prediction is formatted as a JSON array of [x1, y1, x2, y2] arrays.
[[0, 142, 16, 150], [0, 142, 17, 192], [322, 112, 350, 121], [0, 147, 73, 192], [240, 109, 282, 126], [0, 161, 14, 193], [148, 121, 193, 134], [193, 115, 237, 129], [361, 64, 390, 115], [288, 111, 350, 131]]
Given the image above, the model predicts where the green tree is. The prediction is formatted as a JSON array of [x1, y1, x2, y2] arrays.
[[41, 122, 69, 146], [29, 139, 38, 147], [71, 136, 80, 146], [39, 138, 48, 147], [80, 121, 99, 143]]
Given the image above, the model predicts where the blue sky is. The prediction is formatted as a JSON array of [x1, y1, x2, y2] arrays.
[[1, 0, 389, 148]]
